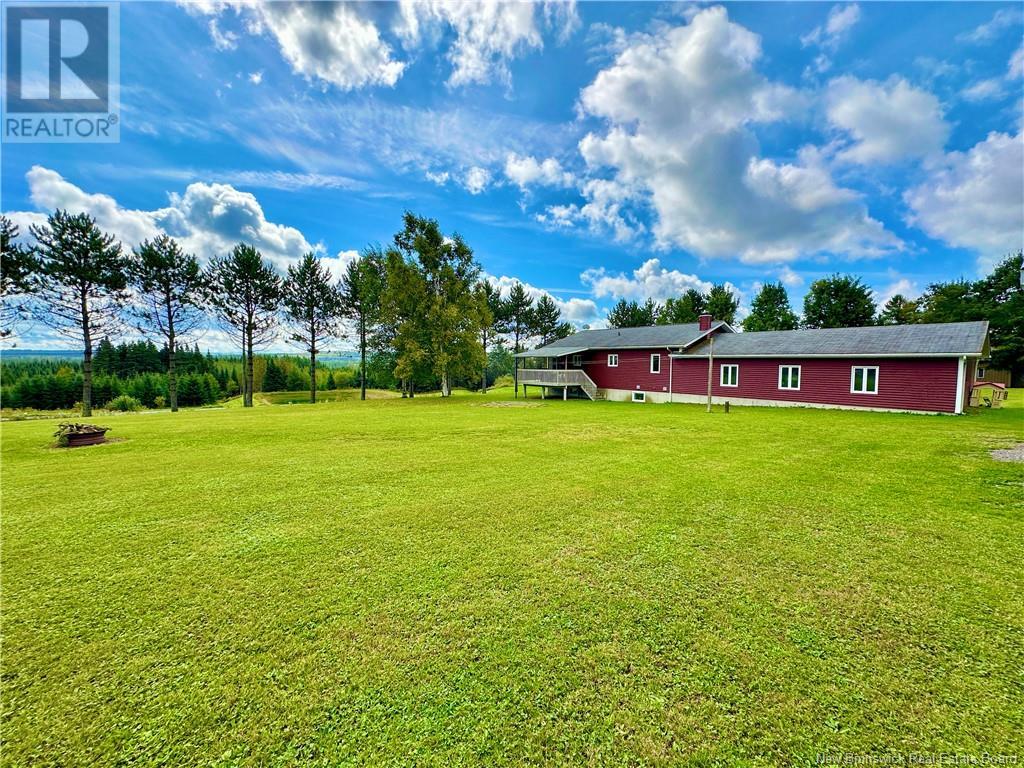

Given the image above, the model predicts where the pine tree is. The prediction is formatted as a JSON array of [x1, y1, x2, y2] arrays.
[[262, 358, 287, 391], [803, 275, 876, 328], [128, 235, 207, 412], [607, 298, 658, 328], [31, 211, 129, 416], [658, 289, 706, 324], [208, 244, 281, 407], [1, 215, 39, 339], [339, 247, 386, 400], [505, 282, 535, 352], [705, 285, 740, 326], [876, 295, 921, 326], [478, 280, 507, 391], [282, 252, 343, 404], [532, 294, 572, 346], [93, 337, 116, 375], [742, 282, 798, 332]]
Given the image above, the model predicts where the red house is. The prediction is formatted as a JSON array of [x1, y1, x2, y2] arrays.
[[514, 315, 990, 415]]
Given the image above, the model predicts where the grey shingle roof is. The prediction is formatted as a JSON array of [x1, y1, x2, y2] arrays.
[[515, 322, 729, 357], [678, 321, 989, 357]]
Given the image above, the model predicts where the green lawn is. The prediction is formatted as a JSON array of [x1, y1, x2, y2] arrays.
[[2, 389, 1022, 766], [222, 388, 402, 407]]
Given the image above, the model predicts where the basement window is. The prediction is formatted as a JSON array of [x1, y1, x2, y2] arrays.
[[607, 354, 619, 367], [778, 365, 801, 390], [650, 354, 661, 374], [720, 364, 739, 387], [632, 391, 646, 403], [851, 366, 879, 395]]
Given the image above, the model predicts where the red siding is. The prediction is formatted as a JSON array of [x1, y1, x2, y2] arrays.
[[584, 350, 961, 413], [584, 348, 673, 394]]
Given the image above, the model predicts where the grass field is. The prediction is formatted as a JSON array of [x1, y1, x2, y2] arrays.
[[2, 389, 1022, 766]]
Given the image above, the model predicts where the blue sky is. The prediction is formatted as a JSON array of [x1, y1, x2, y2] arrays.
[[3, 0, 1022, 349]]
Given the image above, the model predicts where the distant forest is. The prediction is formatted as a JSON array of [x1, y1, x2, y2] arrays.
[[0, 339, 515, 411]]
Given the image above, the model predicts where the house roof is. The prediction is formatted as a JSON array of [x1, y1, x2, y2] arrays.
[[515, 322, 730, 358], [676, 321, 990, 358]]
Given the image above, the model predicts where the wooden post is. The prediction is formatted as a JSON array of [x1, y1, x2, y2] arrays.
[[668, 350, 674, 404], [706, 334, 714, 413], [563, 386, 567, 401], [514, 357, 519, 398]]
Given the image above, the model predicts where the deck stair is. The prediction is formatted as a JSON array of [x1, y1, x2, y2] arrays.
[[517, 368, 599, 400]]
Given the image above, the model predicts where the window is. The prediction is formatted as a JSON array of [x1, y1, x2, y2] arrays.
[[720, 364, 739, 387], [632, 391, 646, 403], [650, 354, 661, 374], [976, 367, 986, 380], [778, 365, 801, 390], [851, 366, 878, 394], [571, 354, 582, 367], [607, 354, 619, 367]]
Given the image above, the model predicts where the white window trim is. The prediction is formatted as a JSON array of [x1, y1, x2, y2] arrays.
[[650, 353, 661, 374], [632, 391, 646, 403], [976, 367, 986, 380], [607, 354, 619, 367], [778, 365, 801, 391], [720, 364, 739, 388], [571, 354, 582, 367], [850, 365, 879, 395]]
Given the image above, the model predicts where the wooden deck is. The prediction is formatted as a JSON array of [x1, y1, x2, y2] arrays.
[[517, 368, 598, 400]]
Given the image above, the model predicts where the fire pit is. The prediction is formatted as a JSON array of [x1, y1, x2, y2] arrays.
[[54, 423, 110, 448]]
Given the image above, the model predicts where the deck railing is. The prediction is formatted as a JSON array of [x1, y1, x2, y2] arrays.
[[518, 368, 598, 400]]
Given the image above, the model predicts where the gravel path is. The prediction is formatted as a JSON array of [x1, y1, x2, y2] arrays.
[[990, 443, 1024, 462]]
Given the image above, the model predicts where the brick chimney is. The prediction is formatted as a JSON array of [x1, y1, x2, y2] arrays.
[[698, 313, 713, 331]]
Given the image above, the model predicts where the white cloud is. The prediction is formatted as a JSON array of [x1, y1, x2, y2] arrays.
[[801, 4, 861, 50], [7, 166, 318, 270], [580, 258, 713, 303], [778, 266, 804, 288], [208, 18, 238, 51], [800, 4, 860, 76], [486, 273, 600, 326], [504, 154, 573, 191], [395, 0, 578, 88], [241, 99, 574, 185], [321, 249, 360, 283], [874, 277, 920, 306], [1009, 44, 1024, 79], [960, 78, 1005, 103], [904, 130, 1024, 260], [535, 204, 578, 229], [914, 57, 959, 83], [248, 70, 263, 85], [572, 7, 897, 262], [462, 166, 491, 195], [825, 76, 949, 164], [957, 8, 1023, 44], [425, 170, 450, 185], [188, 2, 405, 90]]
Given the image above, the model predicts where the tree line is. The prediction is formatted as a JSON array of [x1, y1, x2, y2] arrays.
[[0, 211, 569, 414], [0, 349, 367, 411], [605, 256, 1022, 377]]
